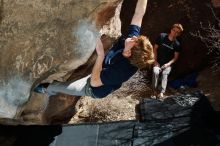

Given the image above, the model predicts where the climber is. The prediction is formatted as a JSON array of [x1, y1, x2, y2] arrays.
[[34, 0, 154, 98]]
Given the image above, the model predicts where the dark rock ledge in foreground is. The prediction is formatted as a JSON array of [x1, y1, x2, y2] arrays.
[[0, 92, 219, 146]]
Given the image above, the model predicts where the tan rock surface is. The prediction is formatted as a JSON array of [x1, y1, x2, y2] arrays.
[[0, 0, 122, 124]]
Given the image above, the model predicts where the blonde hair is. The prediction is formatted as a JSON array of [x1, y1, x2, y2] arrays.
[[128, 35, 154, 69], [172, 23, 184, 32]]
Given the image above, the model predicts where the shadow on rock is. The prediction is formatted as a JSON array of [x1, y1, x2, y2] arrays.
[[0, 125, 62, 146]]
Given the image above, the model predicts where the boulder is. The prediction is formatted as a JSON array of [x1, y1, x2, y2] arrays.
[[1, 0, 220, 125], [0, 0, 122, 124]]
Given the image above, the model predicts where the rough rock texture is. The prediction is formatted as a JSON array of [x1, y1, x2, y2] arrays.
[[197, 68, 220, 111], [1, 92, 219, 146], [69, 67, 220, 125], [70, 71, 150, 124], [1, 0, 220, 125], [0, 0, 122, 123]]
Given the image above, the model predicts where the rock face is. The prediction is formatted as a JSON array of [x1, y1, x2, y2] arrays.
[[1, 0, 220, 125], [0, 0, 122, 123]]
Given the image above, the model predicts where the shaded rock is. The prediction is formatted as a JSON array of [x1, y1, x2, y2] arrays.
[[1, 92, 219, 146], [197, 68, 220, 111], [136, 92, 219, 145]]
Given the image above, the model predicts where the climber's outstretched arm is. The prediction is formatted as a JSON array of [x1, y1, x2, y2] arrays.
[[131, 0, 148, 27]]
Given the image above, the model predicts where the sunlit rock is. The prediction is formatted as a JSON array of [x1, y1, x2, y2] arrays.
[[0, 0, 122, 123]]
